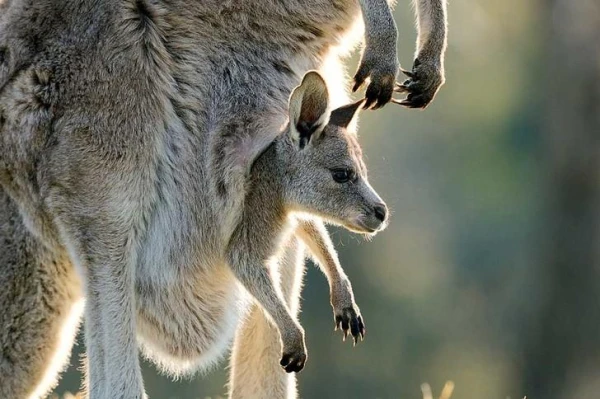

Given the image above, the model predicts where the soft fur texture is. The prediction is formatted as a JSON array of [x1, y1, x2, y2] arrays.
[[0, 1, 446, 398]]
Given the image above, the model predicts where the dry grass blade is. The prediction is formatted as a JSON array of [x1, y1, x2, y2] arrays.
[[421, 383, 434, 399], [422, 381, 454, 399], [439, 381, 455, 399]]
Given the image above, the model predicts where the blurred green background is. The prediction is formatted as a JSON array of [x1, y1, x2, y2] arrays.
[[53, 0, 600, 398]]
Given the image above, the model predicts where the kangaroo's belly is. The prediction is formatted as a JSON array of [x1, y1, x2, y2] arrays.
[[135, 263, 249, 375]]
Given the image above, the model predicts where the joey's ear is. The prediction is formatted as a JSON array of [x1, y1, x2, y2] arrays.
[[329, 99, 364, 129], [288, 71, 330, 149]]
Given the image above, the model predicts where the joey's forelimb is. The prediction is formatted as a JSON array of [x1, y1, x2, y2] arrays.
[[296, 220, 366, 345]]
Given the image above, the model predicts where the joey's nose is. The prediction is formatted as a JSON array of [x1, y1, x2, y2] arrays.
[[373, 204, 387, 222]]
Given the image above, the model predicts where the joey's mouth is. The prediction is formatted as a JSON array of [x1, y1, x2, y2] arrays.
[[342, 217, 386, 235], [344, 222, 377, 234]]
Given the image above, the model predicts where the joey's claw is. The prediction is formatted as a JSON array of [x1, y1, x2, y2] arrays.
[[334, 306, 366, 345], [350, 316, 360, 340], [334, 315, 342, 331], [358, 316, 366, 340], [280, 353, 292, 367], [341, 318, 350, 341], [280, 351, 307, 373], [280, 327, 307, 373], [331, 278, 365, 345]]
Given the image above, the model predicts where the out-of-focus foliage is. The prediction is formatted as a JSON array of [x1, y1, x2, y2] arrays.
[[52, 0, 600, 398]]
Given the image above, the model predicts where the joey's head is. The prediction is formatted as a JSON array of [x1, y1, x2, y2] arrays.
[[276, 71, 388, 235]]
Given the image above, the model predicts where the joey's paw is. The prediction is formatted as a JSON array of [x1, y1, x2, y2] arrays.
[[393, 58, 444, 109], [280, 329, 307, 373], [334, 306, 366, 346], [280, 350, 307, 373], [352, 43, 399, 110]]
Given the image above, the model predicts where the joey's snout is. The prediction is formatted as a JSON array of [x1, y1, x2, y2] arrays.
[[373, 203, 387, 223], [343, 194, 389, 235], [360, 202, 389, 233]]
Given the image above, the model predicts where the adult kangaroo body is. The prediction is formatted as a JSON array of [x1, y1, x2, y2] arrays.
[[0, 0, 446, 398]]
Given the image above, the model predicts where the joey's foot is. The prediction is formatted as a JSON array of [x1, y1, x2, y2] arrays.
[[280, 328, 307, 373], [352, 39, 399, 110], [334, 306, 366, 346], [393, 57, 444, 109]]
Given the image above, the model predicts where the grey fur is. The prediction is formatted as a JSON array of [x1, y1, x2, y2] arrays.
[[393, 0, 448, 108], [0, 0, 445, 397]]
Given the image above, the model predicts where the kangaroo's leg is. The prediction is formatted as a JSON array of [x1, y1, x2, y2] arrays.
[[353, 0, 400, 109], [394, 0, 448, 108], [53, 216, 145, 399], [229, 237, 305, 399], [80, 269, 108, 396], [0, 189, 82, 399], [47, 172, 149, 399]]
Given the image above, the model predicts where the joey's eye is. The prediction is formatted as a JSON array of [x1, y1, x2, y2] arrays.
[[331, 168, 356, 183]]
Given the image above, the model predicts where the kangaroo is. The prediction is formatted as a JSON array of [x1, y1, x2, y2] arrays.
[[0, 0, 446, 397], [0, 69, 387, 398]]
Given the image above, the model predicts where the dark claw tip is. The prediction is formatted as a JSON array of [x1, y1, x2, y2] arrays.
[[395, 85, 408, 93], [401, 68, 414, 78], [280, 354, 292, 367], [363, 99, 375, 110], [352, 75, 366, 92]]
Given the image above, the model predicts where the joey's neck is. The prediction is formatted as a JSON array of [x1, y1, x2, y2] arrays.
[[251, 139, 287, 188], [245, 140, 287, 225]]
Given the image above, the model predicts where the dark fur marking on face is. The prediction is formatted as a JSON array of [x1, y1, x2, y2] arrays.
[[272, 60, 294, 76], [295, 22, 324, 44], [298, 21, 324, 38], [296, 35, 312, 44], [0, 47, 6, 65]]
